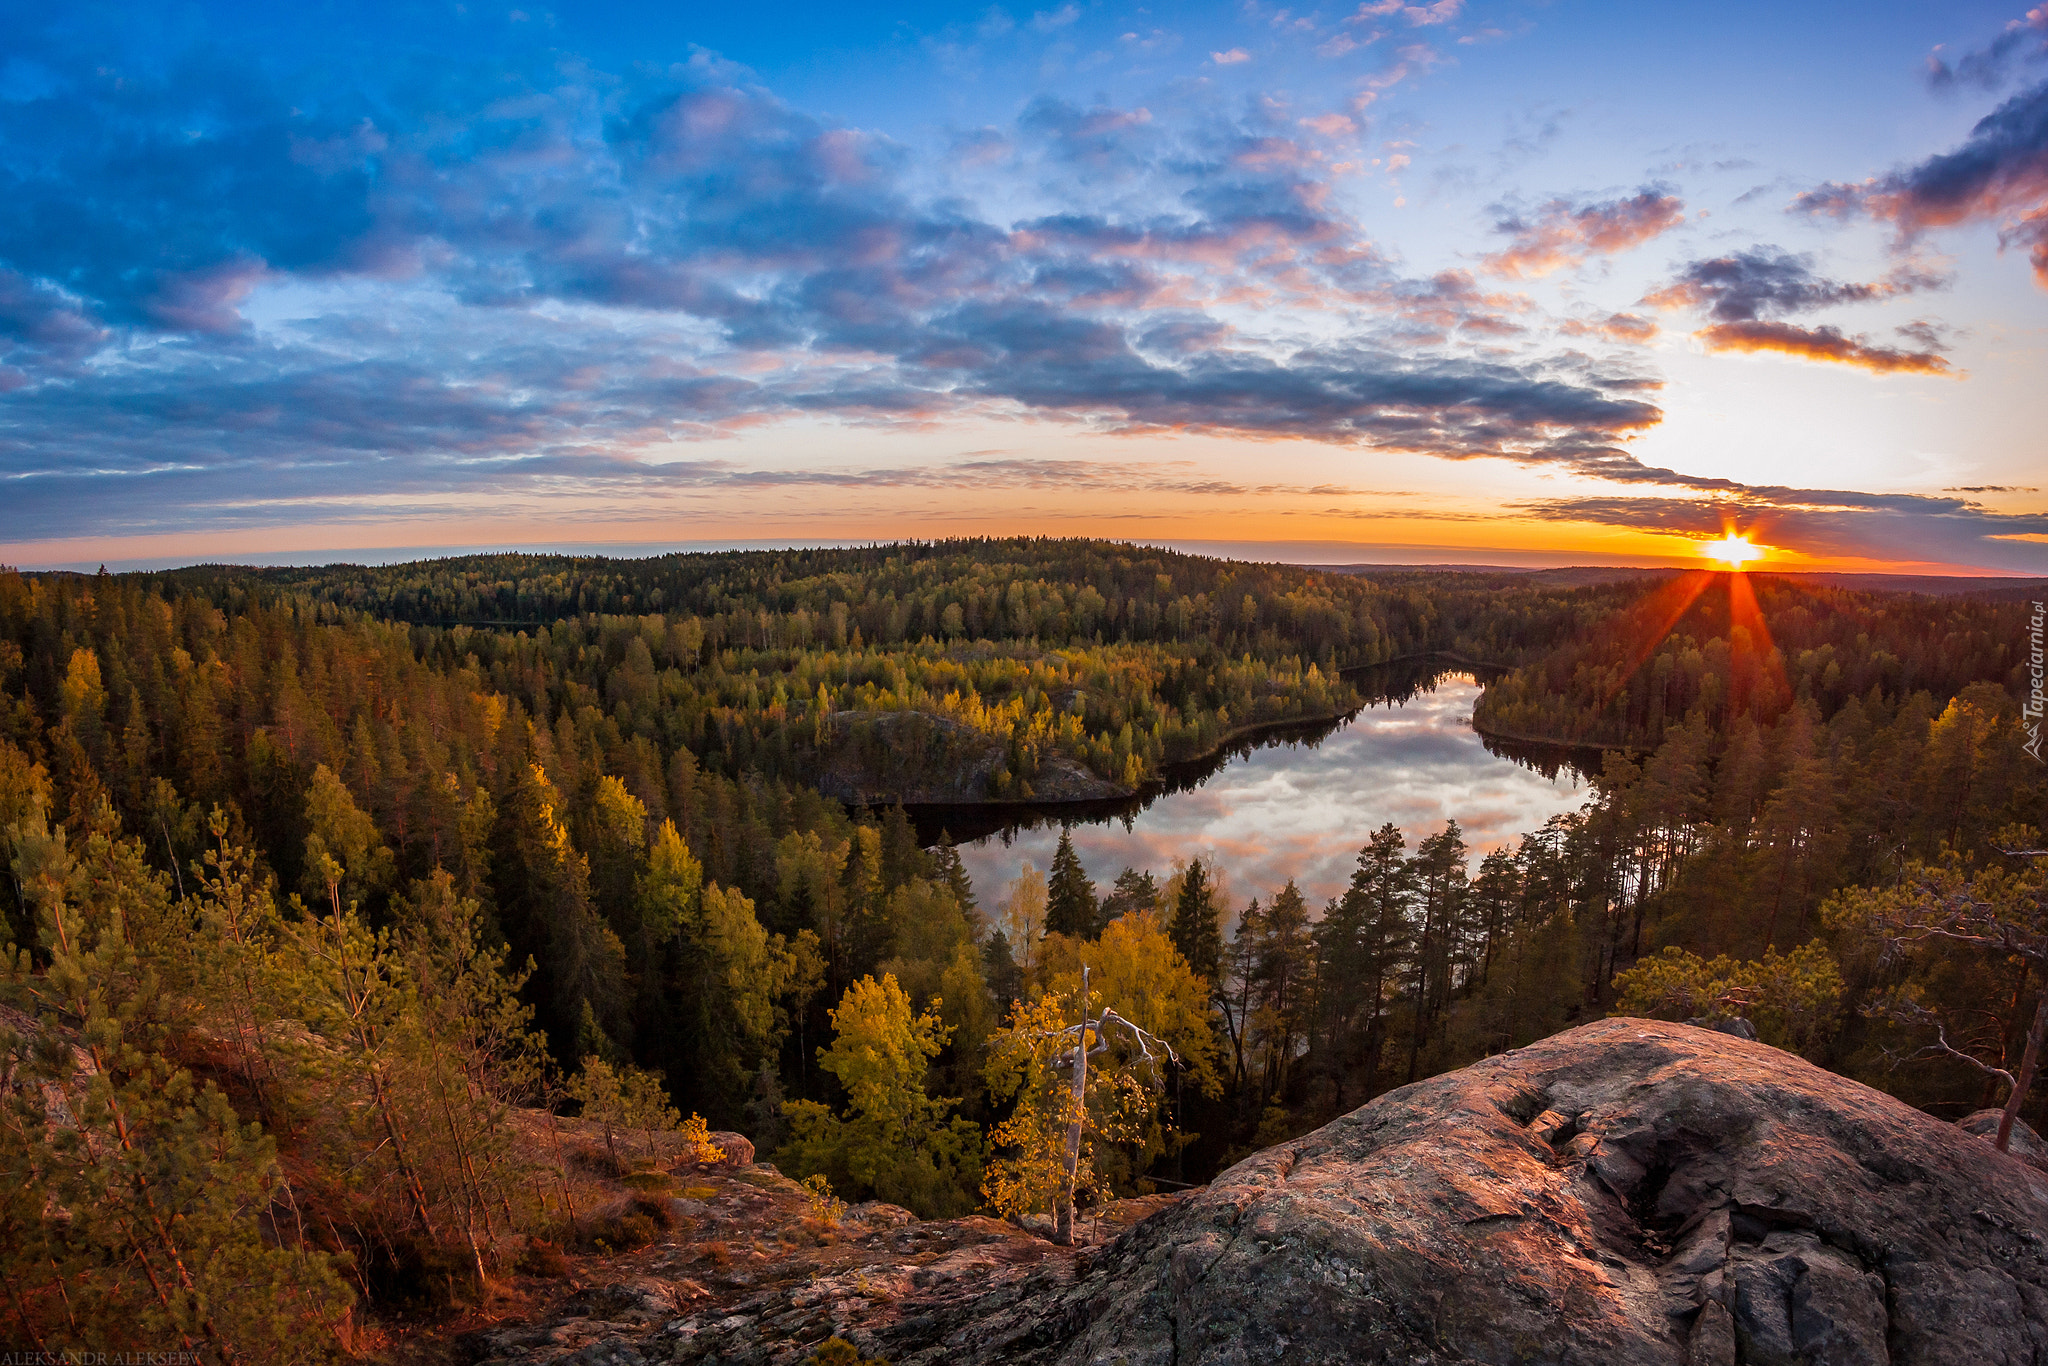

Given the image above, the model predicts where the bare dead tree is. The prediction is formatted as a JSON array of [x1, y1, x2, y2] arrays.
[[1855, 845, 2047, 1155], [1028, 964, 1181, 1246]]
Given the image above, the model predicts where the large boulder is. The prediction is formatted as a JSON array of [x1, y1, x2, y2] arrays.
[[700, 1131, 754, 1168], [892, 1018, 2048, 1366]]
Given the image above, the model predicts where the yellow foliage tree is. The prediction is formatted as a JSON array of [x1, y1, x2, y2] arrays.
[[778, 974, 982, 1217]]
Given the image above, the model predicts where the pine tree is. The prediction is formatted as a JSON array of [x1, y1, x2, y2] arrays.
[[1407, 823, 1468, 1080], [1250, 880, 1314, 1102], [982, 928, 1023, 1008], [1099, 867, 1160, 932], [1313, 825, 1415, 1103], [2, 798, 353, 1358], [928, 834, 979, 922], [1043, 827, 1099, 939]]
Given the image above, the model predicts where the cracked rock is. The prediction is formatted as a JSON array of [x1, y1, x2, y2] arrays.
[[460, 1020, 2048, 1366]]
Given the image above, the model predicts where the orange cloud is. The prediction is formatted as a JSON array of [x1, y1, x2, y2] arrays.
[[1695, 321, 1953, 374], [1559, 311, 1659, 344], [1484, 190, 1684, 278]]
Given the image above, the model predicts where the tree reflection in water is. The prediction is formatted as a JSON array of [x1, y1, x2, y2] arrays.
[[914, 661, 1601, 909]]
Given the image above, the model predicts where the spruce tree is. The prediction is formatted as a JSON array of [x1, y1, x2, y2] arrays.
[[1169, 858, 1224, 990], [928, 834, 979, 920], [982, 928, 1023, 1007], [1043, 827, 1099, 939], [1251, 880, 1314, 1100]]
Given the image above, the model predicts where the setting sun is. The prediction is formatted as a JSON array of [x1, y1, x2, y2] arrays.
[[1701, 534, 1764, 569]]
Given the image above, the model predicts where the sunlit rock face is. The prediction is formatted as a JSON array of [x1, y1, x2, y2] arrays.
[[901, 1018, 2048, 1366]]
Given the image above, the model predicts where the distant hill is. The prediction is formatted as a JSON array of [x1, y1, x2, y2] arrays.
[[1317, 564, 1676, 587], [1319, 562, 2048, 599]]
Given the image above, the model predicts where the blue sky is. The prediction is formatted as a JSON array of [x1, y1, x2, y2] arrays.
[[2, 0, 2045, 571]]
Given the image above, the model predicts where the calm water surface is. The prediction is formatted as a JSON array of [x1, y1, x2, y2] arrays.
[[929, 665, 1595, 910]]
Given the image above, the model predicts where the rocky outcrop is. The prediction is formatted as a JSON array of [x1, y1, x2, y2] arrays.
[[913, 1018, 2048, 1366], [812, 711, 1127, 805], [460, 1020, 2048, 1366]]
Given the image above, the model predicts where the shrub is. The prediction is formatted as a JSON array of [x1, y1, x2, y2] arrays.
[[571, 1142, 630, 1179], [514, 1237, 570, 1279]]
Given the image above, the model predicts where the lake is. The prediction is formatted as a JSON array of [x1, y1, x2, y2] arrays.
[[916, 661, 1597, 913]]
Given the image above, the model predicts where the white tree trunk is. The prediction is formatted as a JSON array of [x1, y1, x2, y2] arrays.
[[1056, 964, 1089, 1246]]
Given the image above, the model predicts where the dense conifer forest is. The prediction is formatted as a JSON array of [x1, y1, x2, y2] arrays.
[[1, 539, 2043, 1356]]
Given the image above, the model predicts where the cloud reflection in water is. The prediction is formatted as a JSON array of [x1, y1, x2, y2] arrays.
[[954, 675, 1587, 913]]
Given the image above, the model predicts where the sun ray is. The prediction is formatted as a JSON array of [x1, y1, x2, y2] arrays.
[[1600, 569, 1718, 712]]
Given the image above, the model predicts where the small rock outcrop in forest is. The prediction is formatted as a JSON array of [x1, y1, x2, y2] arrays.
[[457, 1019, 2048, 1365]]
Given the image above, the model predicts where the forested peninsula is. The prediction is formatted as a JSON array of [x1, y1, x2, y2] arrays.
[[1, 538, 2042, 1359]]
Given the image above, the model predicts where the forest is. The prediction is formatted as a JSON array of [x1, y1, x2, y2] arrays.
[[0, 539, 2042, 1358]]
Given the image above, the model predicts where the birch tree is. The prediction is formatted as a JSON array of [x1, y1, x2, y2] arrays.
[[983, 963, 1181, 1245]]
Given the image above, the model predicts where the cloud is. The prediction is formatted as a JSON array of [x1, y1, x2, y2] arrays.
[[1018, 96, 1159, 178], [1512, 487, 2048, 573], [0, 25, 1680, 544], [1483, 188, 1685, 277], [1798, 77, 2048, 286], [1694, 320, 1953, 374], [1927, 7, 2048, 92], [1347, 0, 1464, 27], [1349, 44, 1443, 110], [1211, 48, 1253, 65], [1643, 247, 1943, 321], [1031, 5, 1081, 34], [1558, 312, 1659, 344], [32, 15, 1994, 555], [1643, 246, 1955, 373], [0, 267, 107, 371]]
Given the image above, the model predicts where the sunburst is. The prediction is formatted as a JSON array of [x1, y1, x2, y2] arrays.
[[1701, 534, 1764, 570]]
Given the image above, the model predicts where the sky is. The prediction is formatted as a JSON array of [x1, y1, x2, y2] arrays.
[[2, 0, 2046, 573]]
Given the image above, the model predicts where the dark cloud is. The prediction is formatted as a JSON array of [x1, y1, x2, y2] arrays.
[[1799, 76, 2048, 286], [0, 267, 107, 387], [1483, 188, 1685, 278], [1513, 489, 2048, 573], [1643, 247, 1942, 322], [0, 45, 389, 335]]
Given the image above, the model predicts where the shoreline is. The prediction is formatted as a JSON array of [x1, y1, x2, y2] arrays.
[[1468, 721, 1644, 756], [876, 700, 1366, 816], [898, 651, 1526, 836]]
